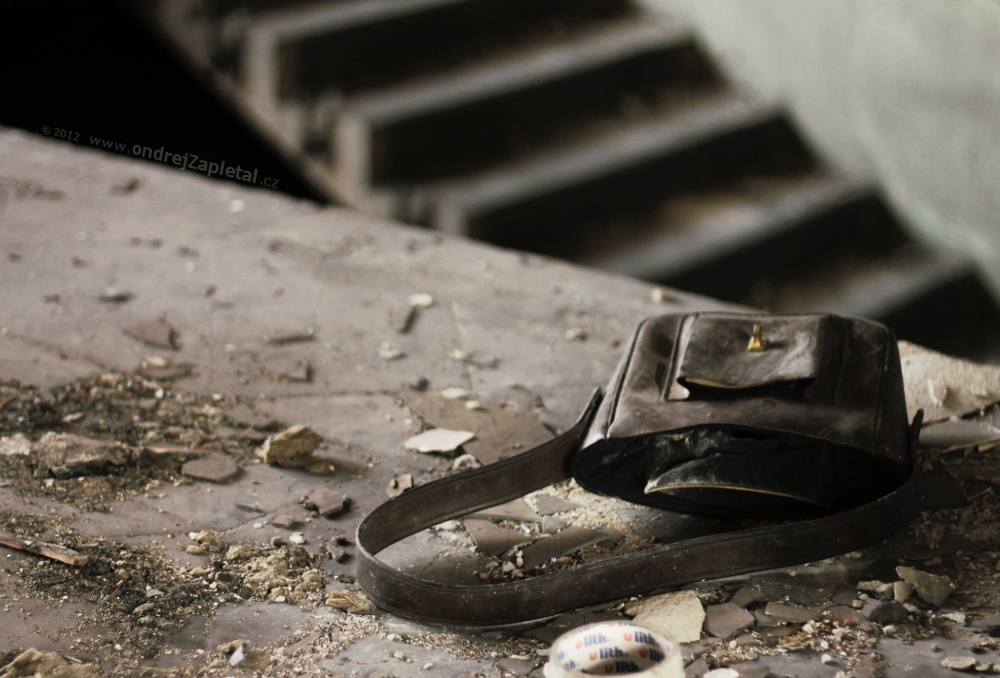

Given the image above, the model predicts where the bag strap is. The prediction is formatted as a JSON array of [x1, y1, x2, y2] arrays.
[[356, 390, 921, 626]]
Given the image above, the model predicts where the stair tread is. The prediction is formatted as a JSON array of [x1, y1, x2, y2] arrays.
[[583, 173, 869, 279], [342, 19, 691, 123], [426, 93, 777, 221], [768, 250, 973, 320], [245, 0, 468, 40]]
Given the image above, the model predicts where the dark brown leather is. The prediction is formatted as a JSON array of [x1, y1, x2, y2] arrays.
[[574, 312, 913, 517], [355, 312, 920, 626]]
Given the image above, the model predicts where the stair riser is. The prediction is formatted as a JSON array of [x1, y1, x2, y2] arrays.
[[363, 42, 715, 185], [661, 196, 910, 302], [457, 117, 811, 249], [270, 0, 632, 99]]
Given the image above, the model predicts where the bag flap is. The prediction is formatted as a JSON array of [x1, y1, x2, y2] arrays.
[[669, 314, 828, 398]]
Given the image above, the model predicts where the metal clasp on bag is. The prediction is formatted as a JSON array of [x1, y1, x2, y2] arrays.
[[747, 323, 768, 352]]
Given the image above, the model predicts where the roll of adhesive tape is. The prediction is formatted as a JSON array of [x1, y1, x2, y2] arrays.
[[544, 621, 683, 677]]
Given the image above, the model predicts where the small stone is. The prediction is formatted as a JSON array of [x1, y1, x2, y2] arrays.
[[389, 305, 417, 333], [941, 657, 978, 671], [303, 488, 349, 518], [704, 670, 739, 678], [258, 425, 331, 474], [439, 387, 469, 400], [123, 319, 179, 349], [229, 644, 245, 666], [650, 287, 676, 303], [565, 328, 587, 341], [288, 532, 306, 545], [270, 513, 302, 530], [379, 342, 404, 361], [894, 580, 913, 603], [181, 453, 241, 484], [409, 293, 434, 308], [386, 474, 414, 498], [704, 602, 755, 638], [866, 600, 909, 624], [625, 589, 704, 643], [451, 454, 480, 470], [325, 590, 375, 614], [265, 326, 315, 345], [541, 516, 567, 534], [897, 566, 954, 607], [729, 586, 766, 609], [34, 432, 130, 478], [133, 603, 154, 615], [99, 287, 134, 303], [0, 433, 30, 456], [186, 545, 207, 555], [403, 428, 475, 453]]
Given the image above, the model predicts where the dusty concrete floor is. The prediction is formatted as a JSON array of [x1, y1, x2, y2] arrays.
[[1, 128, 999, 678]]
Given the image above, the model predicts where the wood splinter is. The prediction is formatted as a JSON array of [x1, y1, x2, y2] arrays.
[[0, 529, 89, 566]]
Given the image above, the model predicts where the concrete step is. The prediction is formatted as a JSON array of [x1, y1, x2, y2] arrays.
[[331, 20, 711, 190], [239, 0, 633, 120], [423, 95, 806, 242], [579, 175, 875, 282]]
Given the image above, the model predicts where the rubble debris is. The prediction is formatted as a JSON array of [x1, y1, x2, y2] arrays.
[[258, 425, 331, 474], [389, 304, 417, 333], [440, 387, 469, 400], [704, 602, 755, 638], [897, 566, 953, 607], [122, 319, 179, 350], [270, 513, 303, 530], [0, 530, 89, 566], [541, 516, 567, 533], [866, 600, 909, 624], [764, 602, 821, 624], [0, 433, 30, 456], [451, 453, 480, 470], [98, 287, 134, 303], [387, 473, 413, 498], [180, 452, 241, 483], [379, 342, 405, 361], [703, 669, 739, 678], [265, 357, 314, 383], [941, 656, 978, 671], [468, 498, 541, 523], [651, 288, 677, 304], [112, 176, 142, 193], [325, 589, 375, 614], [265, 326, 315, 345], [0, 649, 102, 677], [408, 293, 434, 308], [729, 586, 766, 608], [303, 487, 349, 518], [519, 526, 607, 570], [624, 590, 705, 643], [405, 393, 553, 464], [33, 432, 130, 478], [533, 494, 579, 516], [403, 428, 475, 454], [900, 341, 1000, 423], [464, 518, 532, 557]]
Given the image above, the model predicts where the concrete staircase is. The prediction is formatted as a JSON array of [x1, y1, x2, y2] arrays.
[[151, 0, 1000, 360]]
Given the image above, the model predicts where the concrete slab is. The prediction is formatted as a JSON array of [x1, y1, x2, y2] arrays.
[[2, 127, 986, 678]]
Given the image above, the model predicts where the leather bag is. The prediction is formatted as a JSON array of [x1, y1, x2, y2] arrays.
[[356, 312, 921, 625]]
